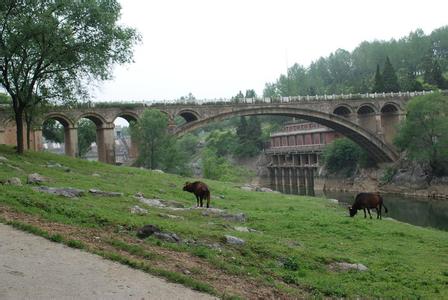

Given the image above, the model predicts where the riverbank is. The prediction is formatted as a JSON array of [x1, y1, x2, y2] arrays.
[[320, 167, 448, 200], [1, 145, 448, 299]]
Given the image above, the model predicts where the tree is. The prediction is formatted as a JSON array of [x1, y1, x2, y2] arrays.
[[245, 89, 256, 98], [423, 55, 448, 89], [394, 93, 448, 177], [382, 57, 400, 92], [131, 109, 169, 169], [322, 138, 373, 177], [77, 119, 97, 158], [372, 64, 384, 92], [42, 119, 64, 144], [0, 0, 140, 154]]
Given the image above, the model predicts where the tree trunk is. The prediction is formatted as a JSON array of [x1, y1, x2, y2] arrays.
[[25, 114, 31, 150], [15, 110, 25, 154]]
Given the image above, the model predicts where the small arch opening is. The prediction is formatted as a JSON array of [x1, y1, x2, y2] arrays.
[[357, 105, 375, 115], [381, 104, 399, 114], [333, 106, 351, 117], [114, 116, 138, 165]]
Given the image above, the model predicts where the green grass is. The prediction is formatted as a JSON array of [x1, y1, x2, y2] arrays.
[[0, 144, 448, 298]]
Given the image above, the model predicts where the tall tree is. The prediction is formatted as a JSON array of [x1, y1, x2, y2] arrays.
[[372, 64, 384, 92], [382, 57, 400, 92], [0, 0, 140, 154], [394, 93, 448, 178]]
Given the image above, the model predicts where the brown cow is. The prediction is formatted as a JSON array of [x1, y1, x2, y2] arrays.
[[348, 192, 388, 219], [183, 181, 211, 208]]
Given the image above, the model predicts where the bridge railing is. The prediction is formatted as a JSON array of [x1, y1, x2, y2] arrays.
[[48, 89, 447, 109]]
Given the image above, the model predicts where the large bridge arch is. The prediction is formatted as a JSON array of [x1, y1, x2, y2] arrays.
[[174, 106, 398, 163]]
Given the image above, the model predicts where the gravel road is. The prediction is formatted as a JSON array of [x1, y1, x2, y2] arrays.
[[0, 223, 217, 300]]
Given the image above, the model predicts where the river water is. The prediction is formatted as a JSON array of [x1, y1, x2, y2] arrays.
[[316, 191, 448, 231]]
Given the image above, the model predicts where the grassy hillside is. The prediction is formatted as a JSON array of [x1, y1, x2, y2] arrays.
[[0, 145, 447, 299]]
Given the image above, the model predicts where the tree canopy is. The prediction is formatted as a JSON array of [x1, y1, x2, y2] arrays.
[[394, 93, 448, 177], [0, 0, 140, 153], [264, 27, 448, 97]]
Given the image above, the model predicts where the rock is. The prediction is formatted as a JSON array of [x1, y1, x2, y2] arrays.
[[92, 173, 101, 177], [130, 205, 148, 215], [224, 235, 245, 245], [136, 224, 161, 239], [153, 169, 164, 174], [158, 213, 184, 220], [222, 213, 246, 222], [7, 177, 22, 186], [88, 189, 123, 197], [201, 208, 246, 222], [329, 262, 368, 272], [136, 224, 181, 243], [47, 163, 62, 168], [158, 189, 165, 194], [27, 173, 48, 184], [7, 164, 23, 172], [160, 200, 185, 208], [33, 186, 85, 198], [0, 156, 8, 162], [137, 197, 165, 208], [154, 232, 181, 243], [328, 198, 339, 204], [90, 189, 121, 197], [134, 192, 145, 198], [259, 187, 280, 193], [234, 226, 257, 233], [241, 186, 254, 192]]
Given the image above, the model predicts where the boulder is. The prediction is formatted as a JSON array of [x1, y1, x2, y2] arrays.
[[137, 197, 165, 208], [136, 224, 181, 243], [136, 224, 161, 239], [329, 262, 368, 272], [224, 235, 245, 245], [33, 186, 85, 198], [130, 205, 148, 215], [92, 173, 101, 177], [234, 226, 257, 233], [88, 189, 123, 197], [154, 232, 181, 243], [7, 177, 22, 186], [201, 208, 246, 222], [27, 173, 48, 184], [152, 169, 164, 174], [0, 156, 8, 162]]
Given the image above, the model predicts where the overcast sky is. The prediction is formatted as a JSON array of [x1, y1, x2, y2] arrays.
[[93, 0, 448, 102]]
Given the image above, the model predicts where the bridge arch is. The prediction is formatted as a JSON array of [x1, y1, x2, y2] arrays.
[[357, 103, 377, 133], [177, 109, 201, 123], [174, 107, 398, 163], [113, 111, 139, 123], [333, 104, 352, 117], [76, 112, 108, 127]]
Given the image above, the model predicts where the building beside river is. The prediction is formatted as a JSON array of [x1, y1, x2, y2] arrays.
[[266, 121, 342, 195]]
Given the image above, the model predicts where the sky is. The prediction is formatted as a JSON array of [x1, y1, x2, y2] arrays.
[[93, 0, 448, 102]]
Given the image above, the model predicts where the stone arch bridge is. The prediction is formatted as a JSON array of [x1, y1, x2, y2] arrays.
[[0, 91, 428, 164]]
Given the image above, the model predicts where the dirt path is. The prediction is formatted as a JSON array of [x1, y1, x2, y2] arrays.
[[0, 223, 217, 300]]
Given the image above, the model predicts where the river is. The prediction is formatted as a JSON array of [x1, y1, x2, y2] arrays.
[[317, 191, 448, 231]]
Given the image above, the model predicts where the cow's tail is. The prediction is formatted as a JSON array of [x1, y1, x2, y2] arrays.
[[206, 190, 211, 208], [379, 195, 388, 213]]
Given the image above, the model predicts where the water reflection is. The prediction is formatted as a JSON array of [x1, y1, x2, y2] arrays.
[[320, 191, 448, 231]]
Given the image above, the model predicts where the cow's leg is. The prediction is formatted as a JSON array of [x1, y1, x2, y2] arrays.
[[378, 205, 382, 219], [196, 195, 199, 207], [200, 196, 203, 207], [376, 208, 380, 219], [363, 208, 367, 218], [367, 208, 372, 219]]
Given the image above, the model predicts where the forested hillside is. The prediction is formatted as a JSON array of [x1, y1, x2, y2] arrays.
[[264, 26, 448, 96]]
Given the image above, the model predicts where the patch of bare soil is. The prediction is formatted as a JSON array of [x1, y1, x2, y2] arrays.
[[0, 206, 306, 300]]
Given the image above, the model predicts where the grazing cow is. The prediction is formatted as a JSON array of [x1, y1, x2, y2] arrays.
[[183, 181, 211, 208], [348, 192, 388, 219]]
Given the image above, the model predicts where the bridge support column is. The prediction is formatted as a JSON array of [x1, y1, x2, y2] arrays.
[[31, 128, 43, 151], [291, 168, 298, 194], [375, 114, 383, 140], [298, 168, 306, 195], [274, 168, 279, 191], [281, 168, 286, 193], [64, 126, 78, 157], [306, 168, 315, 196], [97, 124, 116, 164]]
